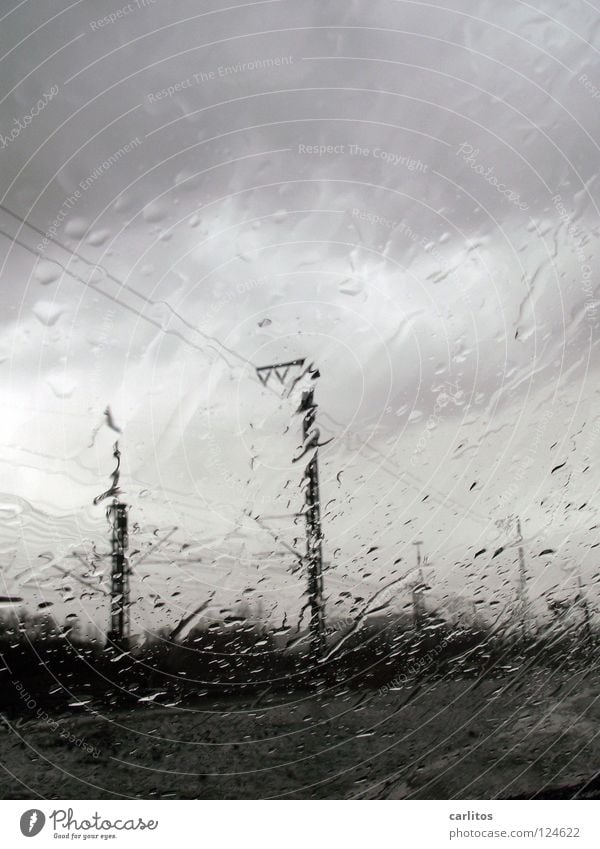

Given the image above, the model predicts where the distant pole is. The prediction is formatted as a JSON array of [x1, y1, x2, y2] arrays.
[[108, 499, 130, 647], [516, 518, 531, 640], [576, 573, 593, 650], [412, 540, 425, 631], [299, 380, 326, 659]]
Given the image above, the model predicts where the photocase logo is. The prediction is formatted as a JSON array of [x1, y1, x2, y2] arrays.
[[19, 810, 46, 837]]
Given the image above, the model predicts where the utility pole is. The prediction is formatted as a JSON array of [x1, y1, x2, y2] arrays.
[[107, 499, 130, 647], [575, 572, 594, 651], [94, 441, 130, 649], [516, 517, 531, 640], [412, 540, 426, 631], [255, 359, 326, 659], [298, 378, 326, 658]]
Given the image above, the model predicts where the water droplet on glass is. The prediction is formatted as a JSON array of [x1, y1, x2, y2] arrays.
[[32, 301, 63, 326], [34, 260, 61, 285]]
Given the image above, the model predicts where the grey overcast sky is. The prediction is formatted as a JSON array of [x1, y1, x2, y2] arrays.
[[0, 0, 598, 632]]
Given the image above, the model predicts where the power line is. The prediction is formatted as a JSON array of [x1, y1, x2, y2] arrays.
[[2, 202, 487, 519], [1, 205, 499, 598], [0, 207, 299, 459], [0, 204, 255, 372], [319, 414, 494, 529]]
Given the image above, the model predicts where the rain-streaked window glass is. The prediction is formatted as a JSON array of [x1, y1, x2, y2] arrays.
[[0, 0, 598, 806]]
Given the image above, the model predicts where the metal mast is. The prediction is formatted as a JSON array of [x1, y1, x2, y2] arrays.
[[255, 359, 326, 658], [94, 441, 130, 648], [516, 517, 531, 639], [411, 540, 426, 631], [108, 499, 130, 646], [576, 572, 593, 651], [298, 377, 326, 658]]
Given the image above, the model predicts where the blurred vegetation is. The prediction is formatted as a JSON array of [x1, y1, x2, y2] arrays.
[[0, 605, 597, 716]]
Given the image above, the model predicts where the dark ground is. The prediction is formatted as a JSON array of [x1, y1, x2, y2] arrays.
[[1, 667, 599, 799]]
